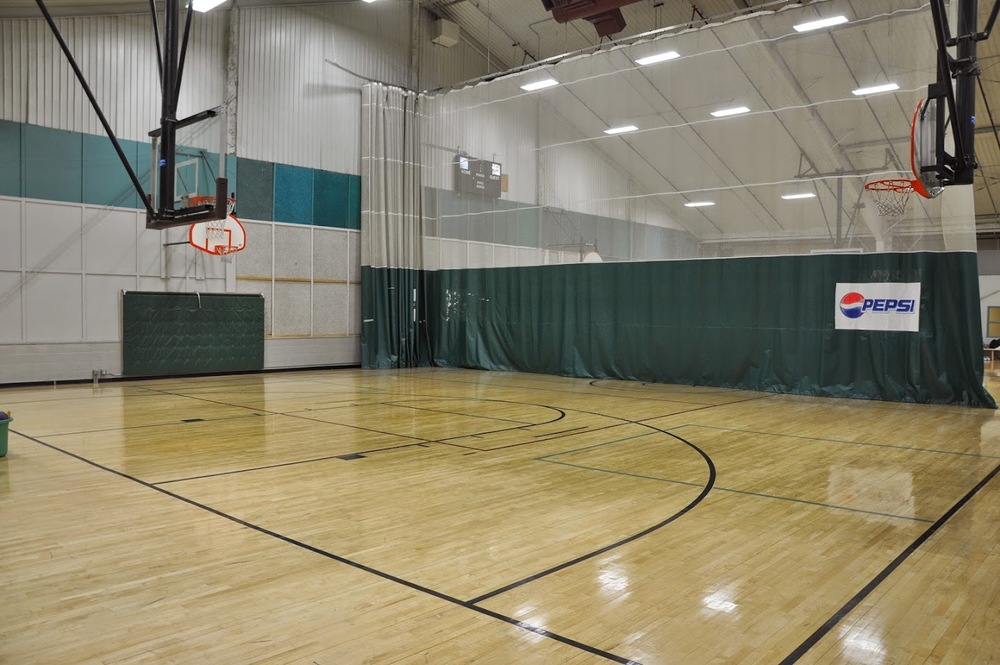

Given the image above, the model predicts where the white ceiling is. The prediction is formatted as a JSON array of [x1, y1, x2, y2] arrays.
[[421, 0, 1000, 237]]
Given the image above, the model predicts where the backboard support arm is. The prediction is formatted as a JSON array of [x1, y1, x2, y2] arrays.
[[35, 0, 156, 217]]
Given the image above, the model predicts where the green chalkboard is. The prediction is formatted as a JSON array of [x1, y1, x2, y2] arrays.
[[123, 291, 264, 377]]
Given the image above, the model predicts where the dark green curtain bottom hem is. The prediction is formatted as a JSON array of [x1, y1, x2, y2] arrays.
[[361, 253, 996, 409]]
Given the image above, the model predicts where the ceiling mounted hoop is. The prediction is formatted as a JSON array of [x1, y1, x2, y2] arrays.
[[864, 178, 915, 218]]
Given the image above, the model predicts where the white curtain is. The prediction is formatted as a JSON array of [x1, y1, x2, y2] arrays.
[[361, 83, 423, 270], [360, 83, 426, 368]]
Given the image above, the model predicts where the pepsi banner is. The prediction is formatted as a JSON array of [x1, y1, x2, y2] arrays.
[[835, 283, 920, 332]]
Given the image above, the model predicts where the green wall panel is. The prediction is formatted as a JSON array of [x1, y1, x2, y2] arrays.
[[0, 120, 21, 196], [235, 157, 274, 220], [83, 134, 141, 208], [314, 170, 360, 229], [23, 125, 82, 203], [123, 292, 265, 377], [363, 252, 994, 407]]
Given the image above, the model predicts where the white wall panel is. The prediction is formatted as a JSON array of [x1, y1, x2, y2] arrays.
[[313, 282, 348, 335], [25, 272, 83, 341], [0, 272, 22, 342], [25, 201, 82, 273], [0, 199, 22, 270], [314, 230, 349, 281], [85, 274, 133, 341], [273, 224, 312, 280], [85, 208, 138, 275], [272, 280, 311, 335]]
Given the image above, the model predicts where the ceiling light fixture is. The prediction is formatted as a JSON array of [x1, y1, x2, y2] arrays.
[[604, 125, 638, 135], [635, 50, 680, 66], [684, 201, 715, 207], [520, 78, 559, 92], [710, 106, 750, 118], [793, 15, 849, 32], [191, 0, 226, 11], [781, 192, 817, 200], [852, 83, 899, 96]]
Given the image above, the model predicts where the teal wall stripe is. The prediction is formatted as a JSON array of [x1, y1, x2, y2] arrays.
[[4, 121, 356, 229], [0, 120, 21, 197], [273, 163, 314, 224]]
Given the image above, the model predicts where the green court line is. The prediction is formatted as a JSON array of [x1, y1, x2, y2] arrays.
[[671, 424, 1000, 460], [538, 458, 933, 523]]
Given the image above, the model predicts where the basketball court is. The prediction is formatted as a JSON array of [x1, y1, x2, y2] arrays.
[[1, 368, 999, 663], [3, 0, 1000, 662]]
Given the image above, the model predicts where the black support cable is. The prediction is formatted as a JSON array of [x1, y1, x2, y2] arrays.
[[34, 0, 155, 216], [174, 0, 195, 102], [149, 0, 163, 84]]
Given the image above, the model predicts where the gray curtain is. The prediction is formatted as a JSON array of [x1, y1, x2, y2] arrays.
[[360, 83, 427, 367]]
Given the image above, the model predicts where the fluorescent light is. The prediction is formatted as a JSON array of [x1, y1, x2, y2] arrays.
[[604, 125, 638, 135], [635, 50, 680, 66], [710, 106, 750, 118], [793, 15, 848, 32], [852, 82, 899, 96], [781, 192, 817, 200], [362, 0, 377, 3], [684, 201, 715, 207], [191, 0, 226, 10], [520, 78, 559, 92]]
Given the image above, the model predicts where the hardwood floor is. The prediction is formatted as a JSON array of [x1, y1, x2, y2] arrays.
[[1, 368, 998, 664]]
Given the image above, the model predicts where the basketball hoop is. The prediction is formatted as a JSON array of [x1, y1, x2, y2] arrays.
[[186, 195, 246, 261], [864, 179, 915, 218], [187, 195, 236, 243], [216, 245, 240, 264]]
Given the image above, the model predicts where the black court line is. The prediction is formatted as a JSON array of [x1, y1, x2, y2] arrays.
[[779, 461, 1000, 664], [467, 422, 716, 606], [40, 411, 267, 439], [152, 441, 432, 485], [381, 401, 538, 425], [590, 379, 754, 403], [425, 373, 755, 408], [13, 429, 641, 665], [673, 423, 1000, 460], [539, 458, 932, 523]]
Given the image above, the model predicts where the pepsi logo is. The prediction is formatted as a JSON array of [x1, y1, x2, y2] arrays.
[[839, 292, 865, 319]]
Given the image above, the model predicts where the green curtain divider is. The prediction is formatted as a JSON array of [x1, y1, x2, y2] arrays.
[[363, 252, 995, 407], [123, 291, 265, 377]]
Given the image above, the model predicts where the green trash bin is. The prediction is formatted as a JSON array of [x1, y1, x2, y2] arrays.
[[0, 416, 10, 458]]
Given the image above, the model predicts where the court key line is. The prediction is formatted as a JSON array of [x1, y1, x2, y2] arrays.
[[778, 460, 1000, 664], [672, 423, 1000, 460], [13, 429, 643, 665], [467, 423, 717, 605]]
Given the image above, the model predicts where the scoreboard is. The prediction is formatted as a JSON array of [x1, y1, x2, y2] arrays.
[[454, 154, 502, 198]]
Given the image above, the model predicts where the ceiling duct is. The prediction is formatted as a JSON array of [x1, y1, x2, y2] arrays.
[[539, 0, 643, 38]]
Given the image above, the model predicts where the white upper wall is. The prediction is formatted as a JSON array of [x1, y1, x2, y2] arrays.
[[0, 3, 494, 174]]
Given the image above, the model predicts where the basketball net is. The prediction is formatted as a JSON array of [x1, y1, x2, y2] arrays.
[[864, 179, 914, 218]]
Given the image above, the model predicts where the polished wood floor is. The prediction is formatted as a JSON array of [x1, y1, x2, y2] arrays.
[[1, 367, 999, 664]]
